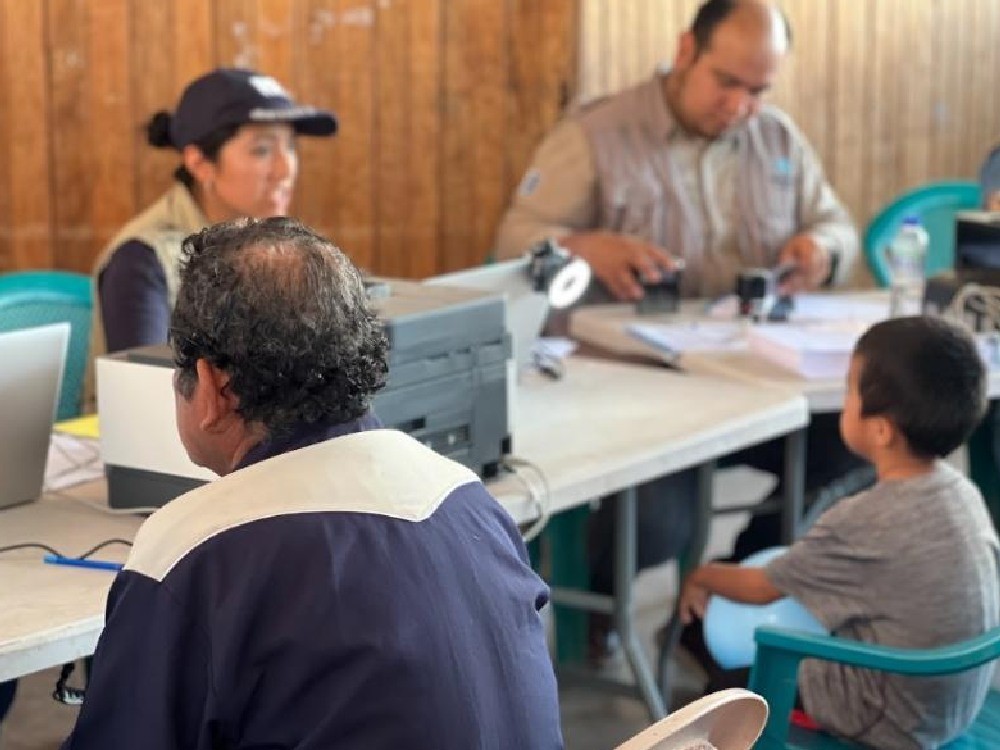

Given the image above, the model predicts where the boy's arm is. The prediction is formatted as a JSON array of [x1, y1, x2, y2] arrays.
[[679, 563, 783, 624]]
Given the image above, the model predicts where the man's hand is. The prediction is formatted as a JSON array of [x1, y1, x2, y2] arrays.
[[562, 231, 679, 301], [678, 571, 710, 625], [777, 234, 831, 293]]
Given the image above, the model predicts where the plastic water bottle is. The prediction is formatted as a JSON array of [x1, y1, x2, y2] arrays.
[[887, 216, 928, 317]]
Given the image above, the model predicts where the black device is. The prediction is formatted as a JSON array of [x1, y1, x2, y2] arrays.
[[956, 212, 1000, 273], [734, 267, 794, 322], [636, 270, 683, 315], [923, 212, 1000, 323]]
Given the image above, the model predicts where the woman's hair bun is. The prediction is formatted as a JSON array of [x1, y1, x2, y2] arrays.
[[146, 111, 175, 148]]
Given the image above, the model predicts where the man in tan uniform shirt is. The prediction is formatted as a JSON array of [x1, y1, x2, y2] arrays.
[[496, 1, 857, 302], [495, 0, 867, 663]]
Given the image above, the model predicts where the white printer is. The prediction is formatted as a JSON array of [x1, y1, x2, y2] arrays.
[[98, 279, 511, 510]]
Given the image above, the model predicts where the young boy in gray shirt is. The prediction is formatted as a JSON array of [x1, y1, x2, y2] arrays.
[[680, 316, 1000, 749]]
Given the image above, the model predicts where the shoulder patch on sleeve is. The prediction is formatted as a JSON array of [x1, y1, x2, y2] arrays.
[[518, 168, 542, 197]]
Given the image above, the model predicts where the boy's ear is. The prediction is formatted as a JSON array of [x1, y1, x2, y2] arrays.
[[870, 414, 898, 450]]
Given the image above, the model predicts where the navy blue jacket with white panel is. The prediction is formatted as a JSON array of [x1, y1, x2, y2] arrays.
[[63, 415, 563, 749]]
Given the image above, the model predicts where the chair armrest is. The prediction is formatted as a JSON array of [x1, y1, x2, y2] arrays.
[[748, 625, 1000, 749], [753, 626, 1000, 676]]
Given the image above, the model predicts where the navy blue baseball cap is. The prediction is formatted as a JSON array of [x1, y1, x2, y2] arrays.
[[169, 68, 337, 149]]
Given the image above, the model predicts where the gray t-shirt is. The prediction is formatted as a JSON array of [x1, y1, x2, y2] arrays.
[[766, 462, 1000, 749]]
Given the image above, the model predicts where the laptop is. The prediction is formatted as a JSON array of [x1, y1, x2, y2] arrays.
[[423, 258, 549, 373], [0, 323, 69, 509]]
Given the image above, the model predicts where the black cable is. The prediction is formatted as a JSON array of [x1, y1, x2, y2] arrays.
[[0, 538, 132, 560]]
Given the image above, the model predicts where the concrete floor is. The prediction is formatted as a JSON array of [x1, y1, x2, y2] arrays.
[[0, 468, 765, 750]]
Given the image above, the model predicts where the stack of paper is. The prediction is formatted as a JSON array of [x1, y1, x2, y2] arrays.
[[626, 321, 748, 358], [747, 322, 871, 380]]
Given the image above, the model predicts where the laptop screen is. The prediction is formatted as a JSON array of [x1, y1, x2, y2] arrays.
[[0, 323, 69, 509]]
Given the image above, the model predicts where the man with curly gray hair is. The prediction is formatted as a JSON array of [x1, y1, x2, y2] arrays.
[[63, 218, 563, 750]]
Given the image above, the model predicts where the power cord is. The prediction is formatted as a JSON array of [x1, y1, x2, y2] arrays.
[[0, 539, 132, 560], [500, 456, 552, 543]]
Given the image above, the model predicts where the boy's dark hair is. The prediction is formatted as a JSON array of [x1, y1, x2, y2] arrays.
[[690, 0, 792, 53], [854, 316, 986, 458]]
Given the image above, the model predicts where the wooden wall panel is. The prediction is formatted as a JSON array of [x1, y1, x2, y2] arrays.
[[48, 0, 94, 272], [4, 1, 996, 281], [88, 0, 135, 253], [442, 0, 508, 273], [0, 0, 51, 271]]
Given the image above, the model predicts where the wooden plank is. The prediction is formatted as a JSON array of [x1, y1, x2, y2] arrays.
[[507, 0, 544, 197], [406, 0, 443, 278], [47, 0, 91, 272], [867, 0, 897, 220], [0, 1, 9, 271], [374, 0, 411, 277], [0, 0, 52, 269], [87, 0, 135, 266], [216, 0, 260, 69], [985, 0, 1000, 168], [288, 0, 341, 246], [539, 0, 577, 120], [578, 0, 603, 101], [503, 0, 576, 261], [441, 0, 506, 272], [132, 0, 178, 210], [897, 0, 933, 193], [256, 0, 295, 85], [781, 0, 831, 163], [174, 0, 215, 84], [968, 0, 994, 176], [830, 1, 868, 237], [933, 0, 966, 178], [330, 0, 376, 271]]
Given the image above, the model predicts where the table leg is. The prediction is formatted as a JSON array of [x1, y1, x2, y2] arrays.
[[656, 459, 715, 711], [782, 427, 807, 543], [614, 485, 667, 720]]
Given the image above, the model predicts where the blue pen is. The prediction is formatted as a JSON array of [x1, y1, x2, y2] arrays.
[[44, 554, 123, 572]]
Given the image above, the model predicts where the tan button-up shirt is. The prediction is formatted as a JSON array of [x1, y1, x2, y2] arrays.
[[495, 75, 858, 299]]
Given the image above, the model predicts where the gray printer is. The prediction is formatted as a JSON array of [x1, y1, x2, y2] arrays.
[[98, 279, 510, 510]]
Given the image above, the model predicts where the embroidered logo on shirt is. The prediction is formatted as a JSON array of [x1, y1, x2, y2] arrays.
[[518, 169, 542, 197], [771, 157, 794, 188]]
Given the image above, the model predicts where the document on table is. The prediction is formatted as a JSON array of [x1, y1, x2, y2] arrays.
[[626, 321, 748, 358], [45, 433, 104, 491], [707, 294, 889, 324], [784, 294, 889, 323], [747, 322, 868, 380]]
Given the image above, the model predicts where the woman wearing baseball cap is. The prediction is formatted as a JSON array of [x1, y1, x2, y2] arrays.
[[83, 68, 336, 408]]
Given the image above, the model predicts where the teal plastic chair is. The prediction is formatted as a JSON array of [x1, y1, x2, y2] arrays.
[[0, 270, 92, 420], [748, 625, 1000, 749], [864, 181, 982, 287]]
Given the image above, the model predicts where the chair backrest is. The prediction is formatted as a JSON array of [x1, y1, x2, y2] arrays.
[[614, 689, 768, 750], [864, 181, 983, 287], [0, 271, 92, 420]]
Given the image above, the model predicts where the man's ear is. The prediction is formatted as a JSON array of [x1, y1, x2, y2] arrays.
[[194, 359, 238, 433], [675, 30, 697, 70]]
